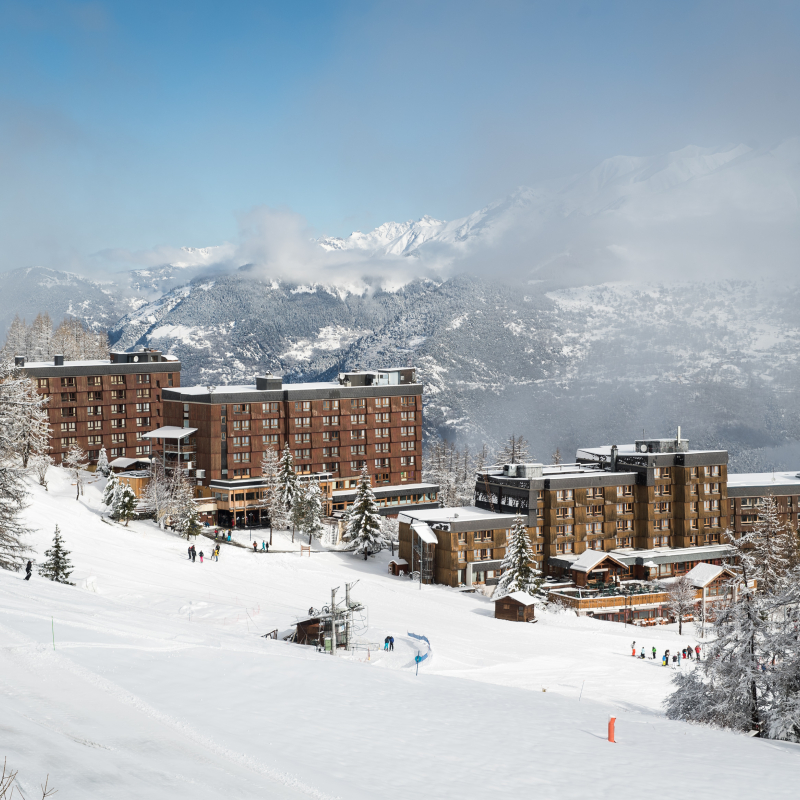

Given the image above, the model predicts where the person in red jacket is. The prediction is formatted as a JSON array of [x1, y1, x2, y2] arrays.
[[253, 541, 258, 552], [695, 644, 701, 661]]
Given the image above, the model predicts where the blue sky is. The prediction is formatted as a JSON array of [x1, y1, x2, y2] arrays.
[[0, 0, 798, 272]]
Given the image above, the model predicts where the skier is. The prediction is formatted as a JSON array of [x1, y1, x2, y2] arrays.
[[199, 550, 204, 563], [695, 644, 701, 661], [651, 646, 657, 660], [384, 636, 390, 651], [215, 546, 220, 562], [24, 560, 32, 580], [389, 636, 394, 651], [190, 545, 196, 562], [631, 640, 636, 656], [187, 545, 192, 560]]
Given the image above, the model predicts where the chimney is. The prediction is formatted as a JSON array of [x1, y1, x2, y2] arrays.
[[14, 356, 25, 367], [610, 444, 618, 472], [54, 355, 64, 366]]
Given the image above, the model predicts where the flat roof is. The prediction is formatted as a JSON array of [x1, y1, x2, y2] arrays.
[[577, 444, 727, 458], [142, 426, 198, 439], [399, 505, 517, 529], [727, 471, 800, 489], [332, 482, 437, 498]]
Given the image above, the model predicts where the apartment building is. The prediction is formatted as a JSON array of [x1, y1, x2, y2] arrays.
[[397, 506, 517, 587], [152, 367, 424, 527], [19, 349, 180, 465], [474, 434, 730, 576], [727, 471, 800, 534]]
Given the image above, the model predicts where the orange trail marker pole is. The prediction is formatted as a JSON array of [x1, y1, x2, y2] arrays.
[[608, 716, 616, 743]]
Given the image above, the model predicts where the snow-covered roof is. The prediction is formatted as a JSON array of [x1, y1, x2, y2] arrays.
[[399, 506, 516, 525], [499, 591, 536, 607], [570, 550, 628, 573], [727, 471, 800, 489], [388, 558, 408, 565], [576, 444, 727, 458], [109, 457, 151, 468], [141, 426, 198, 439], [685, 563, 734, 588], [410, 522, 438, 545], [332, 482, 437, 498]]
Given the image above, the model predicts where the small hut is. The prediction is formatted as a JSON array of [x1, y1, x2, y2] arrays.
[[494, 591, 536, 622], [388, 558, 409, 576]]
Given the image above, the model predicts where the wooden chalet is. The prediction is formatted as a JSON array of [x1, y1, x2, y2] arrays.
[[494, 592, 536, 622]]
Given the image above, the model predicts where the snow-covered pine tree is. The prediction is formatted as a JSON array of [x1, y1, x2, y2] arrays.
[[259, 446, 281, 544], [111, 482, 137, 527], [96, 446, 110, 477], [746, 495, 797, 594], [342, 466, 384, 555], [37, 525, 74, 585], [143, 461, 175, 529], [302, 481, 325, 544], [496, 514, 541, 597], [290, 482, 308, 541], [29, 312, 53, 361], [171, 471, 200, 538], [0, 315, 28, 361], [63, 443, 89, 500], [277, 443, 297, 537], [665, 574, 696, 634], [496, 434, 531, 465], [102, 472, 119, 508]]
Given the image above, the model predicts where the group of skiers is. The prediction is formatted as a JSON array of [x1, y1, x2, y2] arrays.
[[383, 635, 395, 651], [187, 544, 221, 563], [631, 640, 701, 666], [252, 540, 270, 552]]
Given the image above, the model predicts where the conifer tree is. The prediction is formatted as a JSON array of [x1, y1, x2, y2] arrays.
[[290, 482, 308, 542], [496, 514, 541, 596], [112, 482, 137, 526], [496, 434, 531, 465], [302, 481, 325, 545], [38, 525, 74, 585], [96, 446, 110, 478], [342, 467, 384, 555], [172, 472, 200, 538], [259, 446, 281, 544], [277, 443, 297, 537], [102, 472, 119, 508]]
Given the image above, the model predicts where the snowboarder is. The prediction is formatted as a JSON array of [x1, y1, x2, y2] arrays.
[[639, 648, 645, 659], [695, 644, 701, 661], [384, 636, 390, 651], [24, 560, 32, 580], [651, 646, 657, 660], [389, 636, 394, 651], [631, 640, 636, 656]]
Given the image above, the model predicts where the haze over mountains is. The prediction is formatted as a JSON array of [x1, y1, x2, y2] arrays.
[[3, 140, 800, 466]]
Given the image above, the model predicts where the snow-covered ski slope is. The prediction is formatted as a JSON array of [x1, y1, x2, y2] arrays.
[[2, 471, 798, 798]]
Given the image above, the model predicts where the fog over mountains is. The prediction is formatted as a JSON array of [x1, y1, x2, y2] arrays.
[[3, 140, 800, 467]]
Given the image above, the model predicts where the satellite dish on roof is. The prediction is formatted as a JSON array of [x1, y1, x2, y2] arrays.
[[639, 444, 647, 453], [133, 355, 139, 362]]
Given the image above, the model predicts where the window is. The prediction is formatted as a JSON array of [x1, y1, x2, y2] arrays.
[[136, 374, 150, 384], [136, 445, 150, 456], [375, 442, 390, 453], [350, 399, 366, 408], [36, 378, 49, 390], [262, 402, 280, 413], [293, 449, 311, 460], [400, 471, 409, 482], [60, 377, 76, 387], [110, 404, 125, 414], [136, 417, 150, 427], [323, 416, 339, 426], [401, 410, 415, 421], [87, 420, 102, 431], [588, 487, 604, 498], [400, 395, 415, 406], [167, 373, 174, 387], [294, 433, 311, 444], [262, 434, 279, 445], [261, 418, 277, 429], [374, 397, 390, 408], [376, 472, 390, 483], [88, 391, 102, 401], [322, 462, 339, 472], [60, 436, 77, 448], [297, 417, 311, 428], [654, 467, 671, 479], [60, 422, 76, 432], [655, 519, 670, 531], [741, 514, 758, 524], [556, 489, 574, 501], [556, 525, 574, 535], [589, 522, 602, 534], [111, 419, 126, 429], [233, 436, 251, 446], [351, 445, 366, 455], [374, 458, 390, 469], [350, 414, 366, 425], [615, 520, 633, 531], [322, 430, 340, 442], [350, 429, 366, 440], [556, 507, 573, 519], [400, 439, 414, 450], [110, 375, 124, 385], [350, 460, 366, 470], [375, 412, 390, 423], [323, 447, 339, 457], [710, 465, 721, 477], [400, 455, 415, 466], [322, 399, 339, 411], [233, 469, 251, 479], [690, 467, 699, 477], [654, 484, 670, 497], [654, 535, 669, 547], [292, 401, 311, 412], [400, 426, 415, 437], [233, 403, 251, 413], [61, 407, 76, 418], [588, 505, 603, 516], [111, 433, 125, 444], [457, 532, 467, 543], [588, 538, 601, 550], [690, 484, 699, 496], [110, 447, 125, 457], [690, 519, 699, 530], [233, 452, 251, 463], [655, 502, 671, 513], [615, 536, 632, 548], [61, 393, 76, 403], [474, 549, 491, 560], [111, 389, 125, 400], [136, 388, 150, 398]]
